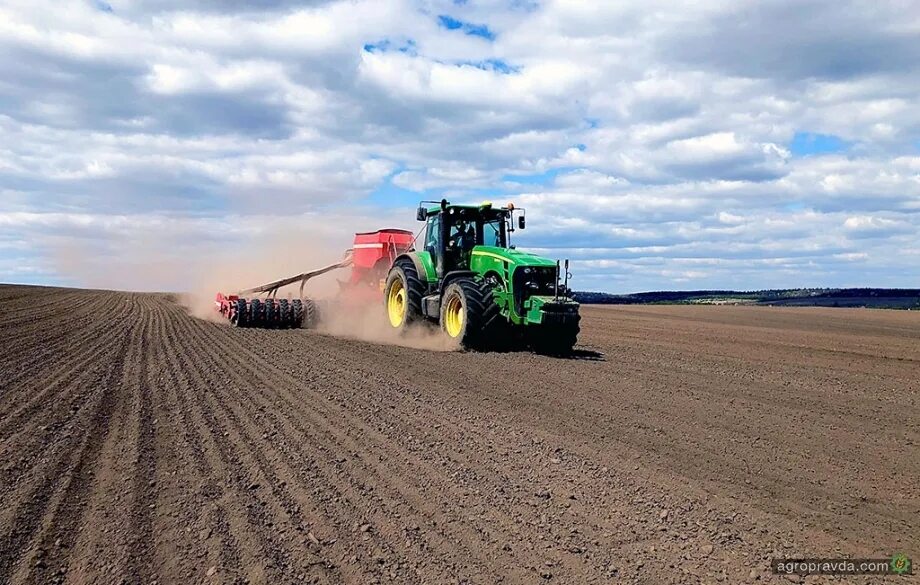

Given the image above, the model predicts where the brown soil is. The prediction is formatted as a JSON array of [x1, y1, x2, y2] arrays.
[[0, 285, 916, 584]]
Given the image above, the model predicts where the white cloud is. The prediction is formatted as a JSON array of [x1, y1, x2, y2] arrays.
[[0, 0, 918, 291]]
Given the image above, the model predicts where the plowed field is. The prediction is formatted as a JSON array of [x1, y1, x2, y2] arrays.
[[0, 285, 916, 584]]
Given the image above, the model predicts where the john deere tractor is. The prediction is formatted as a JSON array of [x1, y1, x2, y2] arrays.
[[384, 199, 580, 352]]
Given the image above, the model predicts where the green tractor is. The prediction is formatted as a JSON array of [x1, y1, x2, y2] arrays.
[[384, 199, 580, 352]]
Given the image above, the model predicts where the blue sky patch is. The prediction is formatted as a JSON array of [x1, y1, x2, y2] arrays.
[[438, 15, 496, 40], [462, 59, 519, 74], [790, 132, 850, 156], [363, 39, 417, 55], [502, 168, 571, 185], [367, 165, 422, 207]]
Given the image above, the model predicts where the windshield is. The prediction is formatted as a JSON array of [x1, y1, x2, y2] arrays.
[[482, 219, 503, 247]]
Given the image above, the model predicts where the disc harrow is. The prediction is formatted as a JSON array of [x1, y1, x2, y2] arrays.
[[217, 295, 320, 329]]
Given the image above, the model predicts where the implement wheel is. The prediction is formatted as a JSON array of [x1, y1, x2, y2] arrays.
[[302, 298, 318, 328], [263, 298, 276, 328], [291, 299, 304, 328], [232, 299, 247, 327], [384, 259, 423, 331], [249, 299, 263, 326], [278, 299, 291, 328], [440, 278, 499, 350]]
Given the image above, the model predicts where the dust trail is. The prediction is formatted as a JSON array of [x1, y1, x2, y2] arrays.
[[314, 297, 459, 352], [179, 231, 347, 324], [180, 231, 457, 351]]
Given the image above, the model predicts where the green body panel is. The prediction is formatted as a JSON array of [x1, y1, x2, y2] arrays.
[[466, 246, 579, 325], [469, 246, 561, 325], [470, 246, 557, 269], [414, 250, 437, 282], [522, 295, 578, 324]]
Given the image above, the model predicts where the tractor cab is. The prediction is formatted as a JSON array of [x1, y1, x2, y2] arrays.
[[419, 200, 523, 276]]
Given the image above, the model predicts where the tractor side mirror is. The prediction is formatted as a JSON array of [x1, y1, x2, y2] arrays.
[[518, 215, 526, 229], [417, 206, 427, 221]]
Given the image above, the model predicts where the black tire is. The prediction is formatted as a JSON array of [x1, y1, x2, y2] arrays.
[[263, 298, 276, 328], [278, 299, 291, 328], [383, 258, 424, 331], [440, 278, 500, 350], [291, 299, 305, 328], [302, 298, 318, 328], [232, 299, 247, 327], [249, 298, 263, 327]]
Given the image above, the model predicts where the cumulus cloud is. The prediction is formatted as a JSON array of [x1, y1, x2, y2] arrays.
[[0, 0, 918, 291]]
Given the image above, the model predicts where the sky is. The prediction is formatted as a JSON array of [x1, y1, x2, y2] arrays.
[[1, 0, 919, 293]]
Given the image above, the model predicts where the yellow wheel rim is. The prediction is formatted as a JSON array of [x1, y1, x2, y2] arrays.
[[387, 278, 406, 327], [444, 294, 464, 338]]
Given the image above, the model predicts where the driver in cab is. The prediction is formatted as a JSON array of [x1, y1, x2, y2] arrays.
[[448, 221, 476, 268]]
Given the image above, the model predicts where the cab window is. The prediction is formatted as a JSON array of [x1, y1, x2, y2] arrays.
[[482, 219, 503, 247], [424, 215, 441, 263]]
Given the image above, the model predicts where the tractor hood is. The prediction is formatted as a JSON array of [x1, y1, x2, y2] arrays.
[[470, 246, 558, 270]]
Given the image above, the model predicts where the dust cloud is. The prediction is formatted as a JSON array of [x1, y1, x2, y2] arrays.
[[186, 235, 458, 351], [315, 297, 459, 352], [179, 230, 347, 324]]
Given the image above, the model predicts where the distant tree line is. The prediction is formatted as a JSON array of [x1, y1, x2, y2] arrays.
[[573, 288, 920, 309]]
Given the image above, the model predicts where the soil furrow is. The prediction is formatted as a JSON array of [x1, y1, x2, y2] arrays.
[[0, 293, 133, 438], [0, 302, 139, 584], [0, 286, 915, 585], [155, 304, 247, 582], [191, 323, 587, 581]]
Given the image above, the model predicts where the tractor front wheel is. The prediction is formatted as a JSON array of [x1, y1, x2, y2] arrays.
[[384, 259, 424, 331], [440, 278, 498, 350]]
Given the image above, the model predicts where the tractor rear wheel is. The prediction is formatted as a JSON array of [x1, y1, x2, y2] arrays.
[[384, 259, 424, 331], [440, 278, 499, 350]]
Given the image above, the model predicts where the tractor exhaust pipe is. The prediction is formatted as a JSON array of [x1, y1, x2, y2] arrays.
[[563, 259, 570, 296], [554, 260, 560, 301]]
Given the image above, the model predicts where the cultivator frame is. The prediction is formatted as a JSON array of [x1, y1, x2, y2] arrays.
[[214, 229, 416, 328]]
